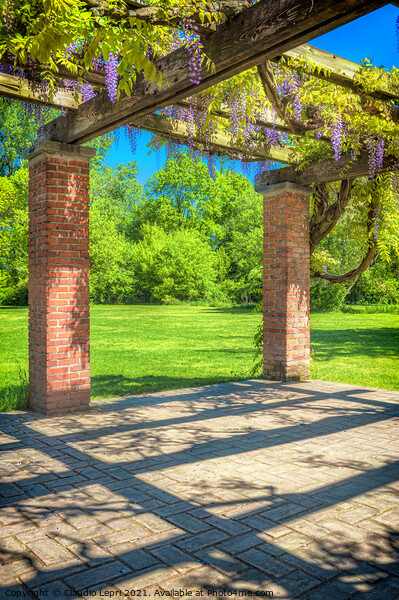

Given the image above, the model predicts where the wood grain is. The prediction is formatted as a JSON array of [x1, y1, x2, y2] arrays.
[[133, 113, 299, 163], [255, 150, 396, 189], [40, 0, 390, 144]]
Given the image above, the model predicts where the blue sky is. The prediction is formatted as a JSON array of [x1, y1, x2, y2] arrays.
[[105, 4, 399, 185]]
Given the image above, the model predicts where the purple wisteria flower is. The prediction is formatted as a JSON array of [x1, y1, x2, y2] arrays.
[[105, 53, 119, 103], [180, 16, 202, 85]]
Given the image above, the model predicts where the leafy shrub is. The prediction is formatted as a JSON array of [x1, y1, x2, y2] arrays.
[[133, 225, 219, 302], [310, 280, 347, 312], [346, 269, 399, 305], [0, 280, 28, 306], [89, 205, 137, 303]]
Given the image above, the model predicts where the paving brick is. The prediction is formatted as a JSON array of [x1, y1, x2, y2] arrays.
[[65, 560, 129, 589], [93, 526, 149, 548], [2, 379, 399, 597], [132, 513, 175, 533], [0, 558, 36, 583], [114, 566, 176, 590], [277, 569, 320, 595], [336, 506, 377, 524], [27, 538, 74, 564], [240, 514, 276, 532], [320, 519, 371, 542], [238, 548, 294, 577], [150, 545, 198, 573], [262, 503, 306, 523], [31, 580, 71, 596], [177, 529, 229, 552], [194, 546, 247, 576], [218, 533, 263, 554], [374, 508, 399, 528], [117, 547, 159, 571], [204, 515, 251, 535], [167, 513, 211, 533]]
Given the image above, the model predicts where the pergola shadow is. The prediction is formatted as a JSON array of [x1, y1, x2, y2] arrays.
[[1, 381, 398, 597]]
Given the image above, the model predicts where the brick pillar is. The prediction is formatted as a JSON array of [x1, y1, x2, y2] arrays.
[[27, 141, 96, 415], [261, 182, 311, 381]]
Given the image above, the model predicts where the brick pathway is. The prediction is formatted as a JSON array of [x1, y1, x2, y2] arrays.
[[0, 379, 399, 599]]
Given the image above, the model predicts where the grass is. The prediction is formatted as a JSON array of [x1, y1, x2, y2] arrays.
[[0, 305, 398, 410], [310, 311, 399, 390]]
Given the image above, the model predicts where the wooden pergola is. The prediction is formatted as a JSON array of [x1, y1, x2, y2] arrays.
[[2, 0, 398, 414]]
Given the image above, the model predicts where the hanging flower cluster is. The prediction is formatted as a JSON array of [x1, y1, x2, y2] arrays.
[[2, 0, 15, 33], [105, 53, 119, 103], [179, 16, 202, 85], [125, 125, 142, 154], [274, 64, 304, 120], [366, 135, 384, 179], [330, 115, 343, 162]]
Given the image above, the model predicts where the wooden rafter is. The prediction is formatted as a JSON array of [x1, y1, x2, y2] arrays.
[[174, 99, 298, 135], [38, 0, 390, 145], [3, 41, 397, 102], [277, 43, 399, 102], [0, 72, 80, 109], [255, 150, 397, 189], [132, 113, 299, 163], [84, 0, 248, 34]]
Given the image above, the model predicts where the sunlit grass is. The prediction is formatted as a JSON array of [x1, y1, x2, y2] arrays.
[[310, 312, 399, 390], [1, 305, 398, 411]]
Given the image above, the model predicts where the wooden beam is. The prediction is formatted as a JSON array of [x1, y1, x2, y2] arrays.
[[0, 57, 106, 88], [279, 43, 399, 101], [0, 72, 80, 109], [174, 99, 299, 135], [254, 150, 396, 190], [132, 113, 298, 163], [40, 0, 390, 144]]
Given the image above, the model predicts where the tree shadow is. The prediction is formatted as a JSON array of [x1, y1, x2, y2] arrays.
[[311, 328, 399, 360], [90, 374, 247, 400], [0, 381, 398, 597]]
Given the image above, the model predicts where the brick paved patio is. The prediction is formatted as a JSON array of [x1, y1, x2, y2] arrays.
[[0, 379, 398, 599]]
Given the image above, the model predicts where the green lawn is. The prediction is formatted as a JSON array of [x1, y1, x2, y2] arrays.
[[310, 312, 399, 390], [1, 305, 398, 410]]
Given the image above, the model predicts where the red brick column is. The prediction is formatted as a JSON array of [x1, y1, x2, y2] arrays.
[[261, 182, 311, 381], [27, 141, 96, 415]]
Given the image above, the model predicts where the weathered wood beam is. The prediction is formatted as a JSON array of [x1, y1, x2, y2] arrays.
[[0, 57, 106, 88], [86, 0, 248, 34], [255, 150, 396, 190], [132, 113, 299, 163], [0, 67, 329, 142], [278, 43, 399, 101], [174, 99, 298, 135], [0, 72, 80, 109], [40, 0, 390, 145]]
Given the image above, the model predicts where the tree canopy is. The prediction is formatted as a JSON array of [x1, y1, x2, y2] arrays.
[[1, 0, 399, 289]]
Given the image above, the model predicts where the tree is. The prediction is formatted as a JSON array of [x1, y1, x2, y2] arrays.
[[89, 203, 136, 304], [91, 161, 144, 238], [146, 58, 399, 286], [133, 224, 218, 302], [141, 153, 215, 234], [0, 167, 29, 303], [0, 98, 54, 176]]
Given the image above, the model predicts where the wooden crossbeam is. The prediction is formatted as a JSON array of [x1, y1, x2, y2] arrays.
[[39, 0, 390, 145], [174, 99, 295, 134], [0, 72, 80, 109], [132, 113, 299, 163], [278, 43, 399, 101], [255, 150, 397, 190]]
